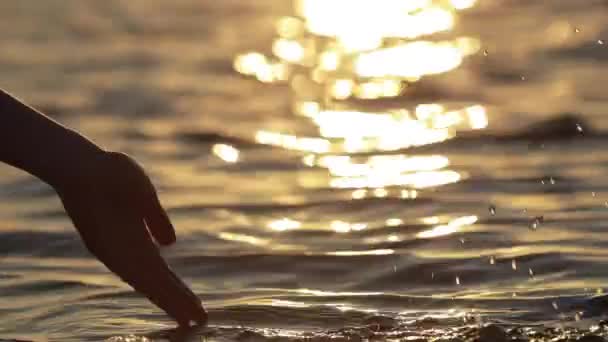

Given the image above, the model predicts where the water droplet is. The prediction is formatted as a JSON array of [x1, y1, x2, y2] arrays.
[[529, 216, 544, 230], [575, 27, 581, 33], [529, 268, 534, 277], [483, 49, 489, 56], [490, 256, 495, 265], [576, 123, 584, 132], [552, 301, 559, 310], [599, 39, 605, 45], [550, 177, 556, 185], [456, 276, 460, 285], [512, 259, 517, 270], [520, 75, 526, 81], [541, 180, 545, 185], [489, 205, 496, 216]]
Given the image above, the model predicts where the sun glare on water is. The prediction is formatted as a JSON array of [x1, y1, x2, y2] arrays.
[[234, 0, 484, 236]]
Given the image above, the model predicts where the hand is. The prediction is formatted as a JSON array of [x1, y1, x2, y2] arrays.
[[56, 151, 207, 327]]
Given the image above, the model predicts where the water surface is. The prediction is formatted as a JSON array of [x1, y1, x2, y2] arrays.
[[2, 0, 608, 341]]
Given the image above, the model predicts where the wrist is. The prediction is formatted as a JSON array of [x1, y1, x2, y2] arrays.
[[40, 129, 107, 193], [0, 89, 108, 192]]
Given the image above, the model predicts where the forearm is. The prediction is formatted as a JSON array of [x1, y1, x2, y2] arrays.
[[0, 88, 104, 190]]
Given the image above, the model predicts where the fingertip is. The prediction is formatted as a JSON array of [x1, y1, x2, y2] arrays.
[[194, 306, 208, 326], [133, 156, 178, 246]]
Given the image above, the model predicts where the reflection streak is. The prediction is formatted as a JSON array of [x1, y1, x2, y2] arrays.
[[417, 215, 478, 239], [296, 0, 459, 52], [235, 0, 485, 246], [212, 143, 240, 163], [355, 41, 474, 79]]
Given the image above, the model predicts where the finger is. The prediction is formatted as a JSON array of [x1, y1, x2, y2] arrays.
[[167, 268, 208, 325], [63, 196, 189, 324], [112, 246, 195, 326], [138, 265, 205, 326], [107, 215, 205, 325], [135, 163, 176, 246], [157, 267, 207, 326], [108, 152, 177, 246], [144, 193, 176, 246]]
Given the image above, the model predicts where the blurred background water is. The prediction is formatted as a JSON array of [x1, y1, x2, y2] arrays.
[[2, 0, 608, 341]]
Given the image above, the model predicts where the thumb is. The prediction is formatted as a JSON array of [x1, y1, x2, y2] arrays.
[[104, 151, 177, 245], [144, 187, 176, 246], [115, 151, 177, 246]]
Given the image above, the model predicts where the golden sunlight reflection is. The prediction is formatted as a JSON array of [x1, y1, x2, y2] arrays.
[[237, 0, 485, 197], [295, 0, 462, 51], [351, 189, 367, 199], [218, 232, 301, 251], [330, 220, 368, 233], [422, 216, 441, 225], [386, 218, 403, 227], [326, 303, 377, 313], [417, 215, 478, 239], [303, 154, 462, 189], [268, 217, 302, 232], [218, 232, 270, 246], [212, 143, 240, 163], [304, 109, 450, 142], [295, 288, 382, 296], [355, 40, 478, 79], [270, 299, 310, 308], [401, 190, 418, 199], [233, 52, 288, 83], [272, 38, 305, 63], [291, 104, 486, 152], [467, 105, 489, 129], [255, 130, 330, 153], [327, 249, 395, 256], [373, 188, 388, 197], [353, 79, 403, 99], [451, 0, 478, 10], [317, 155, 449, 176], [331, 170, 461, 189]]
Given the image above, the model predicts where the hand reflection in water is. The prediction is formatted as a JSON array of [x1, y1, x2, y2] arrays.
[[0, 89, 207, 327]]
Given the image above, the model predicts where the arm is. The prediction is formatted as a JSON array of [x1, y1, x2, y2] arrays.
[[0, 89, 207, 327], [0, 88, 103, 189]]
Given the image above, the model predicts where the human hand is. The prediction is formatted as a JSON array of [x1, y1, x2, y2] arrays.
[[56, 151, 207, 327]]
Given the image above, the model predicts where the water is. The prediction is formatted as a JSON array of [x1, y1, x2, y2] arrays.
[[2, 0, 608, 341]]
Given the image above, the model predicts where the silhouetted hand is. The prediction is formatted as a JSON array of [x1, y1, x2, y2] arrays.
[[0, 89, 206, 326], [56, 151, 207, 327]]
